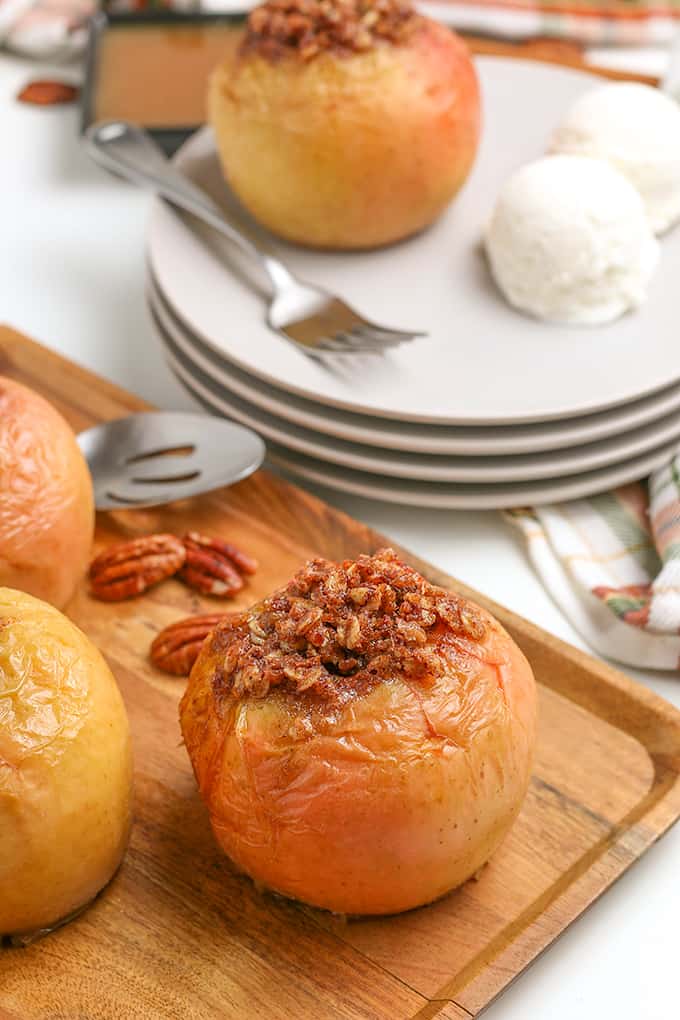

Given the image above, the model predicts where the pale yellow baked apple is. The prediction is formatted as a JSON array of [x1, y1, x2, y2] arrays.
[[0, 588, 132, 938], [180, 549, 536, 915], [209, 0, 481, 249], [0, 377, 94, 609]]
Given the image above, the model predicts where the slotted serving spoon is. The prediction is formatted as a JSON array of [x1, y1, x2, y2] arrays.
[[78, 412, 265, 511]]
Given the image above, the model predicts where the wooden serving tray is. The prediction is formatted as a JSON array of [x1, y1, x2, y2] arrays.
[[2, 326, 680, 1020]]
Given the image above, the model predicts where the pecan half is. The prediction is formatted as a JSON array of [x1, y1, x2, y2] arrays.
[[17, 80, 79, 105], [90, 534, 186, 601], [179, 532, 258, 598], [151, 613, 233, 676]]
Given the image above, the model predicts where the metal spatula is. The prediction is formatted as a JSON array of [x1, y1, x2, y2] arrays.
[[78, 412, 265, 511]]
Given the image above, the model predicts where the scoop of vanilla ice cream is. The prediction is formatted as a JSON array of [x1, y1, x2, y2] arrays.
[[550, 83, 680, 235], [484, 155, 659, 326]]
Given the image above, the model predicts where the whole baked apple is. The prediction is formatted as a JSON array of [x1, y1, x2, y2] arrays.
[[0, 377, 94, 609], [0, 588, 132, 938], [180, 549, 536, 915], [209, 0, 481, 249]]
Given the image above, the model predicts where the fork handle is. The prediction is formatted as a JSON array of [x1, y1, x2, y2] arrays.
[[84, 121, 296, 295]]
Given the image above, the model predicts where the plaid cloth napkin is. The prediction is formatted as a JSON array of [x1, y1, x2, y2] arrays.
[[506, 460, 680, 671]]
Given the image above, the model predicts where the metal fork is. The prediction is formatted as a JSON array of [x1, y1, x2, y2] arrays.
[[85, 121, 424, 356]]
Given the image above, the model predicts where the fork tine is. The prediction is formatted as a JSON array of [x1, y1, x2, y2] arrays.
[[353, 324, 422, 341], [336, 331, 393, 352], [315, 336, 356, 353], [337, 331, 405, 353], [316, 333, 383, 354], [322, 325, 403, 350], [347, 328, 407, 350]]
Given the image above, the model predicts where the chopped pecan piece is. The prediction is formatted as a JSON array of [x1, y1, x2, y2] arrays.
[[207, 547, 489, 702], [90, 534, 186, 602], [243, 0, 421, 62]]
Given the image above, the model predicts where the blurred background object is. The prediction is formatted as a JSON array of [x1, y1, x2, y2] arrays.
[[663, 18, 680, 95], [0, 0, 93, 57], [1, 0, 678, 78]]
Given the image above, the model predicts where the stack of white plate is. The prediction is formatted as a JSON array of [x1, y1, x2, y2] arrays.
[[146, 57, 680, 510]]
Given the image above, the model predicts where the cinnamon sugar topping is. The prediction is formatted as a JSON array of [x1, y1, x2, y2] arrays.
[[243, 0, 421, 61], [209, 549, 487, 703]]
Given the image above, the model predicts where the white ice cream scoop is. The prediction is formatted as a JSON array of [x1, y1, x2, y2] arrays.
[[484, 154, 659, 326], [550, 83, 680, 236]]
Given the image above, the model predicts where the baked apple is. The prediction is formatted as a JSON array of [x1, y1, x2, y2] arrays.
[[0, 377, 94, 609], [0, 588, 132, 939], [180, 549, 536, 915], [209, 0, 481, 249]]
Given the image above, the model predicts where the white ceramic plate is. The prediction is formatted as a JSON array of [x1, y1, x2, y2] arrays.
[[149, 272, 680, 458], [154, 309, 680, 506], [150, 289, 680, 483], [165, 350, 680, 508], [147, 57, 680, 427]]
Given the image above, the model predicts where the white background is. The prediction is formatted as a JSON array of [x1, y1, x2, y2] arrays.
[[1, 50, 678, 1019]]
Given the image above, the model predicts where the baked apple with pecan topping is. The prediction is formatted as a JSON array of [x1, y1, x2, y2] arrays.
[[180, 549, 536, 915], [208, 0, 480, 249]]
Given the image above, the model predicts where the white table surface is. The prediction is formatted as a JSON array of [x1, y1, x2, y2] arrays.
[[2, 50, 678, 1020]]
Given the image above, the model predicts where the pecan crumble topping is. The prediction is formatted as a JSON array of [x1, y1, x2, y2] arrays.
[[208, 548, 488, 705], [243, 0, 421, 62]]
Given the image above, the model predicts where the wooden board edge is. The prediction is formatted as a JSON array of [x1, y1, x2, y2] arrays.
[[433, 766, 680, 1013], [0, 325, 149, 415], [411, 999, 473, 1020], [463, 806, 680, 1014]]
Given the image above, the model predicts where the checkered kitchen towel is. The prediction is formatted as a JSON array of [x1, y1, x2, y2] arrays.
[[507, 462, 680, 670]]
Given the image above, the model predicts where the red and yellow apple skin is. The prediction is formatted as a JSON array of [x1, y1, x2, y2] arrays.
[[209, 22, 481, 249], [180, 597, 535, 917], [0, 376, 94, 610]]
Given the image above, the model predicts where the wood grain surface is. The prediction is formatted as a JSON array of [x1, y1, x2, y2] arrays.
[[1, 328, 679, 1020]]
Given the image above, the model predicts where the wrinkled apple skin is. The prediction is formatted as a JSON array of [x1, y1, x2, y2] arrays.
[[0, 589, 133, 937], [180, 600, 535, 916], [0, 377, 94, 610]]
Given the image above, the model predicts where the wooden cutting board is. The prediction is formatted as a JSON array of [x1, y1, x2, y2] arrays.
[[1, 326, 680, 1020]]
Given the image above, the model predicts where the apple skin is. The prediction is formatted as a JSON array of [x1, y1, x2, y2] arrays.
[[209, 21, 481, 249], [180, 600, 535, 917], [0, 376, 94, 610], [0, 588, 132, 938]]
